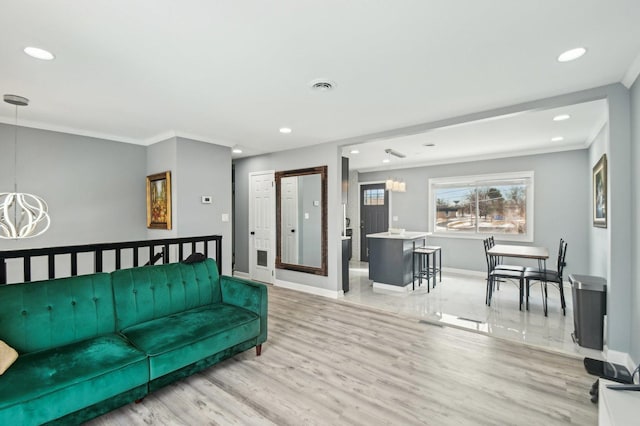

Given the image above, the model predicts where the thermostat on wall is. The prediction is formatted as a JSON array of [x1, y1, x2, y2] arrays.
[[201, 196, 212, 204]]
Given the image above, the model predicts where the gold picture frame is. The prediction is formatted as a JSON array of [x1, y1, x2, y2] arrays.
[[146, 171, 172, 229], [592, 154, 607, 228]]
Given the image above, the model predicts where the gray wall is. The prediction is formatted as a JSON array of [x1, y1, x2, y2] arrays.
[[352, 83, 633, 357], [0, 124, 147, 250], [176, 137, 233, 274], [147, 137, 178, 239], [630, 74, 640, 365], [588, 125, 609, 278], [346, 170, 360, 261], [1, 127, 233, 281], [601, 85, 632, 355], [359, 149, 590, 274], [234, 142, 342, 292], [146, 136, 233, 273]]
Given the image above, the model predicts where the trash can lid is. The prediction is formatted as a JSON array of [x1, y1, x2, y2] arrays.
[[569, 274, 606, 291]]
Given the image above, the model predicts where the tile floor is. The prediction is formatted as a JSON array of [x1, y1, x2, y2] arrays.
[[342, 261, 604, 360]]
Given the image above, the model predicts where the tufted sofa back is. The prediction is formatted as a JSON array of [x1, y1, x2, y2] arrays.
[[0, 274, 114, 354], [111, 259, 221, 330]]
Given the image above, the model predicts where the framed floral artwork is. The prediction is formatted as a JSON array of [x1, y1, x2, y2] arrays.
[[146, 171, 172, 229]]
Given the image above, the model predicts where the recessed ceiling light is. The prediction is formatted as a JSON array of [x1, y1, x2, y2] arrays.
[[232, 147, 243, 154], [350, 149, 360, 154], [24, 46, 55, 60], [553, 114, 571, 121], [557, 47, 586, 63], [279, 127, 292, 134], [382, 158, 390, 163], [551, 136, 564, 142]]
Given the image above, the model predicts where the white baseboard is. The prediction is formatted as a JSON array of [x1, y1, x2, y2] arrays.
[[606, 348, 637, 374], [372, 281, 416, 292], [232, 271, 250, 279], [442, 267, 486, 278], [274, 279, 343, 299]]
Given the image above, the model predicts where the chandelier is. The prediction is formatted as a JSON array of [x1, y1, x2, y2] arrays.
[[0, 95, 50, 239]]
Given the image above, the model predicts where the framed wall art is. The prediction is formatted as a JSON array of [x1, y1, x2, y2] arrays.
[[146, 171, 172, 229], [592, 154, 607, 228]]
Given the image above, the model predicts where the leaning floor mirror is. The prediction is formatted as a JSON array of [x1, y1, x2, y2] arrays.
[[275, 166, 327, 276]]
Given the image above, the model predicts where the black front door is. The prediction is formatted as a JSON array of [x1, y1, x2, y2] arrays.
[[360, 183, 389, 262]]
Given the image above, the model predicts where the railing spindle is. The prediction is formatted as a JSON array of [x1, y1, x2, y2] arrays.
[[23, 257, 31, 282]]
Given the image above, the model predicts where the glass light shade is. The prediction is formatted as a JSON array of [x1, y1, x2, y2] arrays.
[[398, 181, 406, 192], [386, 178, 394, 190], [392, 180, 400, 191]]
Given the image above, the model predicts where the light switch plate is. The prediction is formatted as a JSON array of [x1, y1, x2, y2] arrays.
[[221, 213, 229, 222], [393, 216, 399, 222]]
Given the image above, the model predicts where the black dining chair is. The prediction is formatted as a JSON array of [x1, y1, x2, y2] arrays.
[[483, 238, 524, 309], [488, 236, 525, 273], [523, 239, 568, 316]]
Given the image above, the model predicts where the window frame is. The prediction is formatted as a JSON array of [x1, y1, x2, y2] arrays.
[[428, 171, 534, 242]]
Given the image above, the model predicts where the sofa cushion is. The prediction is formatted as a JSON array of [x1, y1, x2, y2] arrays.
[[0, 274, 115, 354], [112, 259, 221, 330], [122, 304, 260, 379], [0, 334, 148, 426]]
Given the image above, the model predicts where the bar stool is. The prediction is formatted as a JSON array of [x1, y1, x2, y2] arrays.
[[412, 246, 442, 291]]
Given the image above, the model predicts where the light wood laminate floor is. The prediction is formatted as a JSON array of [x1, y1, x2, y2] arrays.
[[86, 285, 597, 425]]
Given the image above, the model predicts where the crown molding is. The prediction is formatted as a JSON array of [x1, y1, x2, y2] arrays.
[[622, 51, 640, 88], [0, 117, 141, 145]]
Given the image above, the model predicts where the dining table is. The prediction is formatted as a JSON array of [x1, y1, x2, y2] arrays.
[[487, 244, 550, 313]]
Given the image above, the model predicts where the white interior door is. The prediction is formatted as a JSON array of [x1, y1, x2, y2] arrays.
[[281, 176, 299, 264], [249, 171, 275, 283]]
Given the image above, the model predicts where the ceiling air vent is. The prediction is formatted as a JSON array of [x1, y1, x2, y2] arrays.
[[309, 79, 335, 91]]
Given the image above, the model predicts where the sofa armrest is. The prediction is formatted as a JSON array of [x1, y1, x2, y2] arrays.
[[220, 276, 268, 345]]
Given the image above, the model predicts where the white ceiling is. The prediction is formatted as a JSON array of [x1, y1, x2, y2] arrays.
[[345, 99, 608, 172], [1, 1, 640, 168]]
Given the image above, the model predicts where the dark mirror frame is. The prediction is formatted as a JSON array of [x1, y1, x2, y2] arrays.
[[275, 165, 328, 276]]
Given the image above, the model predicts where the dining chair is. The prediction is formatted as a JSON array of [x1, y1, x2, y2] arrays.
[[524, 239, 568, 316], [483, 238, 524, 309], [486, 236, 525, 292]]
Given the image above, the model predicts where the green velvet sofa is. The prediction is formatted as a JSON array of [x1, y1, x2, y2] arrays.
[[0, 258, 267, 425]]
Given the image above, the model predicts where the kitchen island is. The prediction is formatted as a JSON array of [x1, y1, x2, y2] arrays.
[[367, 231, 430, 291]]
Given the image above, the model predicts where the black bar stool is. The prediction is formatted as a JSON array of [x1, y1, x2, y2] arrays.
[[412, 246, 442, 291]]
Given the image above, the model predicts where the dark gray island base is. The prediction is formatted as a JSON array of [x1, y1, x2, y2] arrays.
[[367, 231, 430, 291]]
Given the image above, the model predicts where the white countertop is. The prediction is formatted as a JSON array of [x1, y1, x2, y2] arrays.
[[366, 231, 431, 240]]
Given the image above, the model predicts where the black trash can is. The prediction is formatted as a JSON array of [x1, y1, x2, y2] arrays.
[[569, 274, 607, 350]]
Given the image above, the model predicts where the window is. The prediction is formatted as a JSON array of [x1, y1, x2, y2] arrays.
[[429, 171, 534, 241], [363, 188, 385, 206]]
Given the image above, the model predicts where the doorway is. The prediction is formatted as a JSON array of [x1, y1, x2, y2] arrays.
[[249, 171, 275, 283], [360, 183, 389, 262]]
